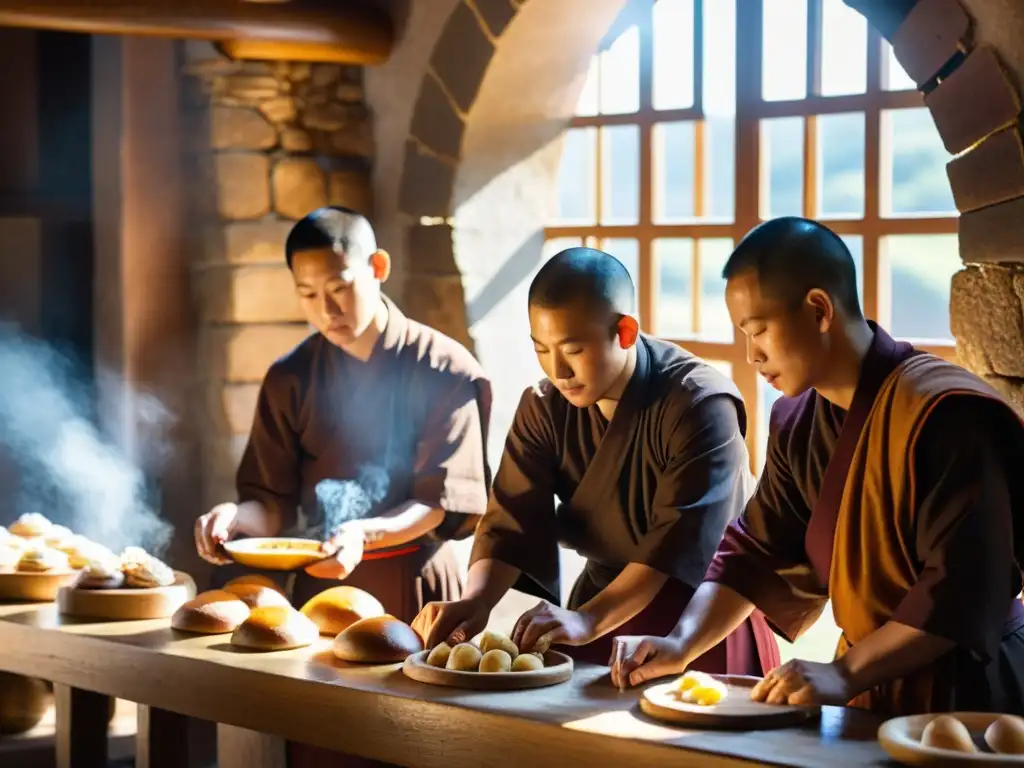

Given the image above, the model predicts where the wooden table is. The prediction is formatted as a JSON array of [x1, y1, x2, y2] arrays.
[[0, 603, 896, 768]]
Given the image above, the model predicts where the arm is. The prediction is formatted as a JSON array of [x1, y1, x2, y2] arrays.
[[577, 563, 669, 639]]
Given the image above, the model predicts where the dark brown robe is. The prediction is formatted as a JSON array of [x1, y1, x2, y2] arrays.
[[470, 335, 780, 674], [706, 323, 1024, 716]]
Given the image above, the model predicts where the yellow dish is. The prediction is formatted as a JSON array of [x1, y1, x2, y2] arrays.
[[221, 538, 326, 571]]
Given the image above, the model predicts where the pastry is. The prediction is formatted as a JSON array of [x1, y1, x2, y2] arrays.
[[479, 649, 512, 673], [42, 525, 73, 547], [67, 541, 114, 571], [123, 556, 175, 588], [921, 715, 977, 753], [426, 642, 452, 668], [172, 590, 251, 634], [75, 553, 126, 589], [119, 546, 150, 570], [230, 605, 319, 651], [299, 586, 385, 636], [332, 615, 423, 663], [223, 574, 285, 594], [985, 714, 1024, 754], [675, 671, 727, 706], [511, 653, 544, 672], [0, 544, 21, 572], [16, 546, 69, 573], [222, 583, 291, 609], [9, 513, 52, 538], [479, 630, 519, 658], [445, 642, 482, 672]]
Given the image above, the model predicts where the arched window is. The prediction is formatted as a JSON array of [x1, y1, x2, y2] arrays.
[[547, 0, 958, 474]]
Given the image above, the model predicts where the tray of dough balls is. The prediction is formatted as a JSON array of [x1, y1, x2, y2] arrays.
[[403, 631, 573, 691], [878, 712, 1024, 765]]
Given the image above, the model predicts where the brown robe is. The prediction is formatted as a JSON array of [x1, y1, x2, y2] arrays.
[[470, 335, 780, 674], [706, 323, 1024, 716]]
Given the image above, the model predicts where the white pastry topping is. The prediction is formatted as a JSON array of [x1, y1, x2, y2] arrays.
[[9, 512, 53, 538], [17, 546, 70, 572]]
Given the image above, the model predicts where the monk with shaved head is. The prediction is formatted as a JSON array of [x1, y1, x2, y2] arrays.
[[611, 217, 1024, 717], [414, 246, 780, 676]]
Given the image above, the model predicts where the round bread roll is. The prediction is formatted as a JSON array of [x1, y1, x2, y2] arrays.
[[332, 614, 423, 663], [300, 586, 385, 636], [985, 715, 1024, 754], [921, 715, 977, 753], [223, 583, 291, 609], [479, 649, 512, 673], [223, 574, 285, 594], [172, 590, 251, 634], [426, 642, 452, 668], [231, 606, 320, 651], [511, 652, 544, 672], [479, 630, 519, 658], [446, 642, 482, 672]]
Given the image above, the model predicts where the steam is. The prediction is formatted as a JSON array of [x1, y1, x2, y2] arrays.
[[0, 326, 173, 556], [314, 465, 390, 539]]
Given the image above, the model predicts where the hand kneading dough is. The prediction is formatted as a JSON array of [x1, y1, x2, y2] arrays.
[[222, 583, 291, 609], [426, 642, 452, 668], [511, 653, 544, 672], [223, 575, 285, 595], [985, 715, 1024, 754], [231, 606, 320, 651], [921, 715, 977, 753], [446, 642, 482, 672], [479, 630, 519, 658], [332, 615, 423, 663], [172, 590, 251, 634], [300, 586, 385, 636], [479, 649, 512, 673]]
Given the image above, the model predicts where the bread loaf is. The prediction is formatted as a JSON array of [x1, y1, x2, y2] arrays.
[[172, 590, 250, 634], [222, 583, 291, 609], [223, 575, 285, 594], [300, 586, 385, 636], [230, 605, 320, 651], [332, 615, 423, 663]]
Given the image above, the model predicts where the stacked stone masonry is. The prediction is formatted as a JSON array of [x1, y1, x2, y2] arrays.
[[181, 43, 375, 509]]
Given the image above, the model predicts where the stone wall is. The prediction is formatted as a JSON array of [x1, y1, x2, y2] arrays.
[[179, 43, 375, 514]]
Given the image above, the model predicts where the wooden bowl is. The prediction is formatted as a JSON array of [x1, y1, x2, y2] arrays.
[[0, 570, 80, 602], [221, 538, 326, 571], [0, 673, 51, 735], [639, 675, 819, 730], [878, 712, 1024, 765], [58, 571, 196, 621], [402, 649, 573, 690]]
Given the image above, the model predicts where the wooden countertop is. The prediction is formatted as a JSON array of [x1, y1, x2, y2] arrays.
[[0, 603, 894, 768]]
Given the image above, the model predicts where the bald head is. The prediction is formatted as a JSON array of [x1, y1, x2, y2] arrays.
[[722, 217, 862, 318], [285, 206, 377, 269], [528, 247, 635, 316]]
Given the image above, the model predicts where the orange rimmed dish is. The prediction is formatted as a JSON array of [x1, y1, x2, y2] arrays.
[[221, 538, 327, 571]]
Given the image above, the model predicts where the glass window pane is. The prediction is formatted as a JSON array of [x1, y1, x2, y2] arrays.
[[817, 112, 865, 218], [704, 118, 736, 221], [882, 108, 955, 217], [600, 25, 640, 115], [653, 122, 695, 222], [706, 360, 734, 379], [654, 238, 694, 338], [600, 238, 640, 310], [542, 238, 583, 261], [882, 40, 917, 91], [762, 0, 807, 101], [601, 125, 640, 225], [840, 235, 864, 309], [653, 0, 695, 110], [885, 234, 960, 342], [702, 0, 737, 222], [820, 0, 867, 96], [575, 58, 599, 116], [757, 375, 785, 471], [698, 238, 734, 342], [555, 128, 596, 224], [761, 117, 804, 218]]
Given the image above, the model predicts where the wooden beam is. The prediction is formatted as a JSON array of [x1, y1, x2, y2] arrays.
[[0, 1, 393, 65]]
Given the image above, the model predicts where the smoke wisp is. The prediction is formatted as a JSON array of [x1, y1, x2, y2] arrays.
[[314, 464, 390, 539]]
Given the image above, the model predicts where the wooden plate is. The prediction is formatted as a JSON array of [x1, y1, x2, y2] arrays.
[[221, 538, 326, 571], [0, 570, 80, 602], [878, 712, 1024, 765], [402, 650, 573, 690], [639, 675, 820, 730], [57, 571, 197, 621]]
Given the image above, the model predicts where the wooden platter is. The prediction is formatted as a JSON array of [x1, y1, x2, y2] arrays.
[[0, 571, 80, 602], [402, 650, 574, 691], [878, 713, 1024, 766], [639, 675, 820, 730], [57, 572, 197, 621], [221, 538, 325, 571]]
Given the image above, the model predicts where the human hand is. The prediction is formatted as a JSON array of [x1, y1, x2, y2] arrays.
[[511, 602, 597, 653], [413, 596, 491, 648], [194, 503, 240, 565], [304, 523, 366, 580], [609, 635, 691, 690], [749, 659, 854, 707]]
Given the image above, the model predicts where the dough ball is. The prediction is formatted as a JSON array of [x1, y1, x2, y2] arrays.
[[675, 671, 713, 695], [921, 715, 977, 753], [511, 653, 544, 672], [985, 715, 1024, 755], [445, 643, 482, 672], [479, 630, 518, 659], [479, 649, 512, 673], [426, 642, 452, 668]]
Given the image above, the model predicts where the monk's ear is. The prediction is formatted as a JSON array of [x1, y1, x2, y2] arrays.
[[806, 289, 834, 332], [616, 316, 640, 349], [369, 250, 391, 282]]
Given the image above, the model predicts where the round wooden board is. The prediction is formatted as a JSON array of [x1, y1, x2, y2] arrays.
[[57, 571, 197, 621], [222, 538, 325, 571], [878, 712, 1024, 766], [0, 570, 80, 602], [639, 675, 820, 730], [402, 650, 573, 690]]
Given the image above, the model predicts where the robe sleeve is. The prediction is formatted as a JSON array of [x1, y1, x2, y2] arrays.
[[412, 375, 491, 542], [890, 397, 1019, 662], [636, 394, 751, 589], [469, 387, 560, 603], [704, 404, 828, 642], [236, 365, 302, 531]]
